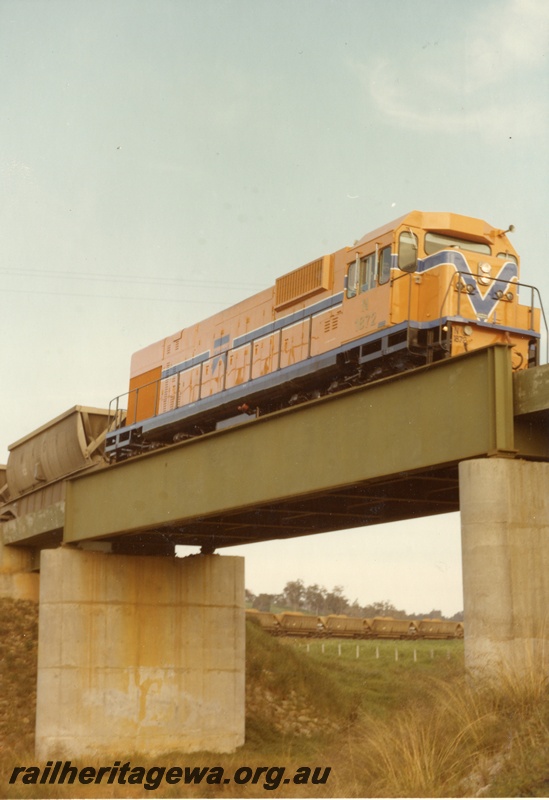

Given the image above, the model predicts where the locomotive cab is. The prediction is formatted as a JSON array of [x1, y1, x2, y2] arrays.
[[389, 212, 540, 369]]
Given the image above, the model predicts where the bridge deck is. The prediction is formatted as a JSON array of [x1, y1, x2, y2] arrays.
[[3, 345, 548, 551]]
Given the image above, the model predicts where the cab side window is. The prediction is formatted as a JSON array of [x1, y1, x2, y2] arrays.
[[360, 254, 376, 292], [348, 246, 392, 297], [346, 259, 358, 298], [378, 246, 392, 284]]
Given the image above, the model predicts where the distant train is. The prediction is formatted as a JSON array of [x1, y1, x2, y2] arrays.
[[246, 609, 464, 640], [105, 211, 543, 459]]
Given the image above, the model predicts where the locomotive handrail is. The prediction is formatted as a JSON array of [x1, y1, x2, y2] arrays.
[[108, 378, 159, 429], [108, 302, 322, 432], [438, 271, 548, 363], [108, 270, 547, 435], [527, 285, 547, 362]]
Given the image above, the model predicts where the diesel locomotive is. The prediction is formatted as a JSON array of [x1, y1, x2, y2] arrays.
[[105, 210, 543, 460]]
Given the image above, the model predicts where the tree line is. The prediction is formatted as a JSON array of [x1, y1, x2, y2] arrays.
[[246, 579, 463, 622]]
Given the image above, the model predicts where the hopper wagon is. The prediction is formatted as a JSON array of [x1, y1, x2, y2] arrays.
[[417, 619, 465, 639], [275, 611, 323, 637]]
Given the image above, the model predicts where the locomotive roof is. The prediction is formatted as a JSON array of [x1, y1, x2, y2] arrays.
[[354, 212, 410, 247], [353, 210, 510, 249]]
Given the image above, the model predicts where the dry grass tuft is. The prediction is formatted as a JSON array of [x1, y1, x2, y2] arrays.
[[325, 660, 549, 798]]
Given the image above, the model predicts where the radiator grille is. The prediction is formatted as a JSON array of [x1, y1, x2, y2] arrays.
[[275, 256, 331, 310]]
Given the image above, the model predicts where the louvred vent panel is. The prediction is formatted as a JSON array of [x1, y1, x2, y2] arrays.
[[275, 255, 332, 310]]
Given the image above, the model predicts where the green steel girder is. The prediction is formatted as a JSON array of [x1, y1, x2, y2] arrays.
[[62, 345, 521, 549], [513, 362, 549, 459], [1, 502, 64, 547], [514, 362, 549, 417]]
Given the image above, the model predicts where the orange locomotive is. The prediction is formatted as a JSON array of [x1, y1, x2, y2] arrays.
[[106, 210, 544, 459]]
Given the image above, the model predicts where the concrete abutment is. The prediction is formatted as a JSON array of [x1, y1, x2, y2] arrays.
[[460, 458, 549, 676], [0, 534, 39, 601], [35, 549, 245, 759]]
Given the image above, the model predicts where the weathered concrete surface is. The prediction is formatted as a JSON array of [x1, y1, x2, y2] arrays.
[[35, 549, 244, 758], [0, 534, 39, 601], [460, 458, 549, 676]]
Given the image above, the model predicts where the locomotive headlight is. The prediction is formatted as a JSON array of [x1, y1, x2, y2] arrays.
[[463, 325, 473, 336], [479, 262, 491, 285]]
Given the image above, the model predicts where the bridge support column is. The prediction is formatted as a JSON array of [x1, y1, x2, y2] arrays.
[[35, 549, 244, 759], [460, 458, 549, 676]]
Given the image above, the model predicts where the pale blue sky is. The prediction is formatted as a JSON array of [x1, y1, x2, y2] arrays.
[[1, 0, 547, 614]]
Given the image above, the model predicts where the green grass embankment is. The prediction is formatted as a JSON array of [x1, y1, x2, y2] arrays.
[[2, 599, 549, 797]]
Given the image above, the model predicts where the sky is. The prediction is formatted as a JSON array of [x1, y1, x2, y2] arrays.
[[1, 0, 548, 616]]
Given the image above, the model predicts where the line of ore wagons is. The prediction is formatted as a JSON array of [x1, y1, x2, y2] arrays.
[[246, 609, 464, 640]]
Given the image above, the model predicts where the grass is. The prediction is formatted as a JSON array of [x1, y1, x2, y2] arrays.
[[281, 636, 464, 717], [2, 599, 549, 797]]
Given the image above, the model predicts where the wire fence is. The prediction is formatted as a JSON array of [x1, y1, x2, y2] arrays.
[[293, 638, 464, 665]]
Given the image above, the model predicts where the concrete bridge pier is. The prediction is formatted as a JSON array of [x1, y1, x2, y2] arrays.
[[35, 548, 245, 759], [0, 534, 39, 601], [460, 458, 549, 677]]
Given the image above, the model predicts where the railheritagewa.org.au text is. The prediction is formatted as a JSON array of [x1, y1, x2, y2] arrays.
[[9, 761, 331, 791]]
